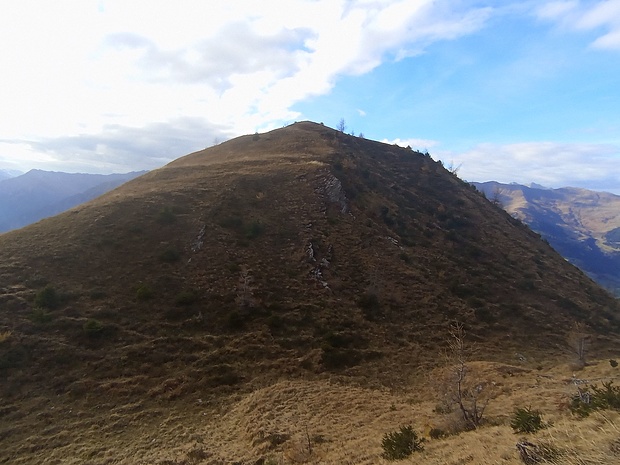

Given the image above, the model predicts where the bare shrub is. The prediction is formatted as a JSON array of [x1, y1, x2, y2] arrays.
[[567, 322, 590, 369], [441, 322, 490, 430]]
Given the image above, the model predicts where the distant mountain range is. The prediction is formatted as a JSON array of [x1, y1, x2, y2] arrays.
[[0, 169, 146, 233], [0, 169, 22, 182], [472, 181, 620, 296]]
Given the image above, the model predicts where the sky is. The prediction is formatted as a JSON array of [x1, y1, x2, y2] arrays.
[[1, 0, 619, 193]]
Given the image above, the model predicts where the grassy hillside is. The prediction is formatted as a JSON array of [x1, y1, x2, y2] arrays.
[[1, 122, 619, 464]]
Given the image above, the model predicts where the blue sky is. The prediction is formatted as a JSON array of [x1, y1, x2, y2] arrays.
[[1, 1, 619, 193]]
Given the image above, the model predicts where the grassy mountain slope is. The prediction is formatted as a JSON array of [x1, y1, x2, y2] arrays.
[[473, 181, 620, 296], [1, 122, 619, 464]]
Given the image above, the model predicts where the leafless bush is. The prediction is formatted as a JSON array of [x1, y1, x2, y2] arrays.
[[442, 323, 489, 430], [490, 187, 504, 207], [567, 322, 590, 369]]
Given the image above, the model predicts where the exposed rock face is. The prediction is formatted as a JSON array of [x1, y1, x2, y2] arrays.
[[317, 172, 349, 214]]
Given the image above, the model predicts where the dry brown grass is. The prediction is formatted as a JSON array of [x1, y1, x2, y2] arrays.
[[0, 330, 11, 343], [1, 353, 619, 464], [193, 358, 619, 465], [1, 122, 620, 464]]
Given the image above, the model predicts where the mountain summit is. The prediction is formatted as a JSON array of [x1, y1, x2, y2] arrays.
[[1, 122, 619, 463]]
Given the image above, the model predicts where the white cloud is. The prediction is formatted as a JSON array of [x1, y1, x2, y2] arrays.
[[0, 0, 494, 173], [382, 137, 439, 151], [1, 118, 229, 174], [436, 141, 620, 193], [535, 1, 578, 20], [536, 0, 620, 50]]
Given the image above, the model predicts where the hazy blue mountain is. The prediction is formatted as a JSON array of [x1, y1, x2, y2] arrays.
[[0, 169, 22, 182], [472, 181, 620, 296], [0, 170, 146, 232]]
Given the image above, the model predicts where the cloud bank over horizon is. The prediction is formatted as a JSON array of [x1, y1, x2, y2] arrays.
[[0, 1, 619, 193]]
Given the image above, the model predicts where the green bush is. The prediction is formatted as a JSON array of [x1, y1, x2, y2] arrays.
[[136, 284, 154, 301], [267, 315, 284, 332], [160, 248, 181, 263], [357, 292, 380, 321], [175, 290, 198, 306], [156, 207, 177, 224], [219, 215, 243, 230], [429, 428, 447, 440], [29, 308, 53, 324], [570, 381, 620, 417], [245, 221, 264, 239], [320, 347, 361, 370], [89, 289, 107, 300], [510, 407, 548, 433], [34, 285, 60, 309], [83, 319, 104, 337], [381, 425, 424, 460], [226, 311, 245, 331], [610, 359, 618, 368]]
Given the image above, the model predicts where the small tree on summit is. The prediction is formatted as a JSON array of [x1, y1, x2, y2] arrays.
[[337, 118, 347, 133]]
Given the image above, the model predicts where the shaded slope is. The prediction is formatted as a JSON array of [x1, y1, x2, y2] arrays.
[[473, 181, 620, 296], [0, 122, 619, 463]]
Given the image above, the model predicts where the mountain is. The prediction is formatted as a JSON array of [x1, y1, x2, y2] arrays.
[[472, 181, 620, 296], [0, 170, 146, 233], [0, 169, 21, 182], [1, 122, 619, 464]]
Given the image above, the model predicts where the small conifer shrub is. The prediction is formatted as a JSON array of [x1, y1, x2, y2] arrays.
[[156, 207, 177, 224], [160, 248, 181, 263], [175, 290, 198, 306], [429, 428, 447, 439], [34, 285, 60, 309], [136, 284, 154, 301], [30, 308, 53, 324], [245, 221, 264, 239], [83, 319, 104, 337], [570, 381, 620, 416], [381, 425, 424, 460], [510, 407, 548, 433]]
